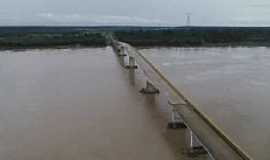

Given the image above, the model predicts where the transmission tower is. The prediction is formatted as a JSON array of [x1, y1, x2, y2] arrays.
[[186, 13, 191, 26]]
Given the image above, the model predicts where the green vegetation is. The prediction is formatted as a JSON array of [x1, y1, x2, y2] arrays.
[[114, 27, 270, 47], [0, 31, 106, 49], [1, 27, 270, 49]]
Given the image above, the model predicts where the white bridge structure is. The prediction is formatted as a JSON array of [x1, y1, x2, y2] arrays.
[[107, 34, 253, 160]]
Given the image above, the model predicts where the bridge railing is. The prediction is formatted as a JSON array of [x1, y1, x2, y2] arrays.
[[108, 36, 252, 160]]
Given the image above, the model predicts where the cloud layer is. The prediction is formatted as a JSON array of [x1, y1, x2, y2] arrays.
[[1, 0, 270, 26], [37, 13, 166, 26]]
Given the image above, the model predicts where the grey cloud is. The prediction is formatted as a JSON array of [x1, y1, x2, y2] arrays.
[[1, 0, 270, 26], [37, 13, 166, 26]]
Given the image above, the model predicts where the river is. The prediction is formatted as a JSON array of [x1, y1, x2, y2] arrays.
[[142, 46, 270, 160], [1, 46, 268, 159], [0, 47, 187, 160]]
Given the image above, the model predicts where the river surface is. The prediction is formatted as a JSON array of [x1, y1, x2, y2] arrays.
[[0, 47, 188, 160], [2, 46, 268, 160], [142, 47, 270, 160]]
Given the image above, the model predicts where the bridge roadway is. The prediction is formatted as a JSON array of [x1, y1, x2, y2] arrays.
[[0, 48, 207, 160], [109, 38, 253, 160]]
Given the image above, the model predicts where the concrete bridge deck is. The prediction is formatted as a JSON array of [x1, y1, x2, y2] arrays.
[[111, 38, 252, 160], [0, 48, 207, 160]]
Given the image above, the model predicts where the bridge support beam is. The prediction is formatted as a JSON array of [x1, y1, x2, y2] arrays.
[[112, 43, 127, 67], [125, 56, 138, 69], [108, 39, 252, 160], [140, 81, 160, 95], [117, 46, 127, 67], [167, 101, 187, 129], [186, 130, 207, 156], [118, 46, 127, 57], [126, 56, 138, 85]]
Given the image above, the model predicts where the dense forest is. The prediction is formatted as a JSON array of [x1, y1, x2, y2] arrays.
[[1, 26, 270, 49], [0, 31, 106, 49], [114, 27, 270, 47]]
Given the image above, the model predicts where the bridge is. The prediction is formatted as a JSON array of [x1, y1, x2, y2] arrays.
[[107, 35, 253, 160], [0, 36, 258, 160]]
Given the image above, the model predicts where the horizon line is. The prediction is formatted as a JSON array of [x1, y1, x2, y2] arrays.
[[1, 25, 270, 28]]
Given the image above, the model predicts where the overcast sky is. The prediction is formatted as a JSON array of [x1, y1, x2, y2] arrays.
[[0, 0, 270, 26]]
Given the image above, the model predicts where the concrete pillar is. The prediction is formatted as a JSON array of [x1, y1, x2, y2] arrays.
[[140, 81, 160, 95], [186, 130, 207, 156], [117, 46, 127, 67], [126, 56, 138, 69], [118, 46, 127, 57], [167, 102, 187, 129], [126, 56, 138, 85]]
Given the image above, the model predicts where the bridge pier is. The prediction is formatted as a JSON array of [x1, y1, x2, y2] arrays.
[[116, 46, 127, 67], [108, 38, 252, 160], [111, 43, 127, 67], [126, 56, 138, 69], [118, 46, 127, 57], [126, 56, 138, 85], [140, 81, 160, 95], [186, 130, 207, 156], [167, 101, 187, 129]]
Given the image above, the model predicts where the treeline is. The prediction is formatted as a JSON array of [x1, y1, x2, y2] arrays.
[[2, 27, 270, 49], [114, 27, 270, 47], [0, 31, 106, 49]]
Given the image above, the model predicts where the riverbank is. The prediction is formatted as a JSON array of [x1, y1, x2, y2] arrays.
[[0, 31, 106, 50], [114, 27, 270, 47], [1, 26, 270, 49]]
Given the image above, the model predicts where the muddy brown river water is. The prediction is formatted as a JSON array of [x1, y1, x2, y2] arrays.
[[2, 46, 268, 160], [142, 47, 270, 160], [0, 47, 192, 160]]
